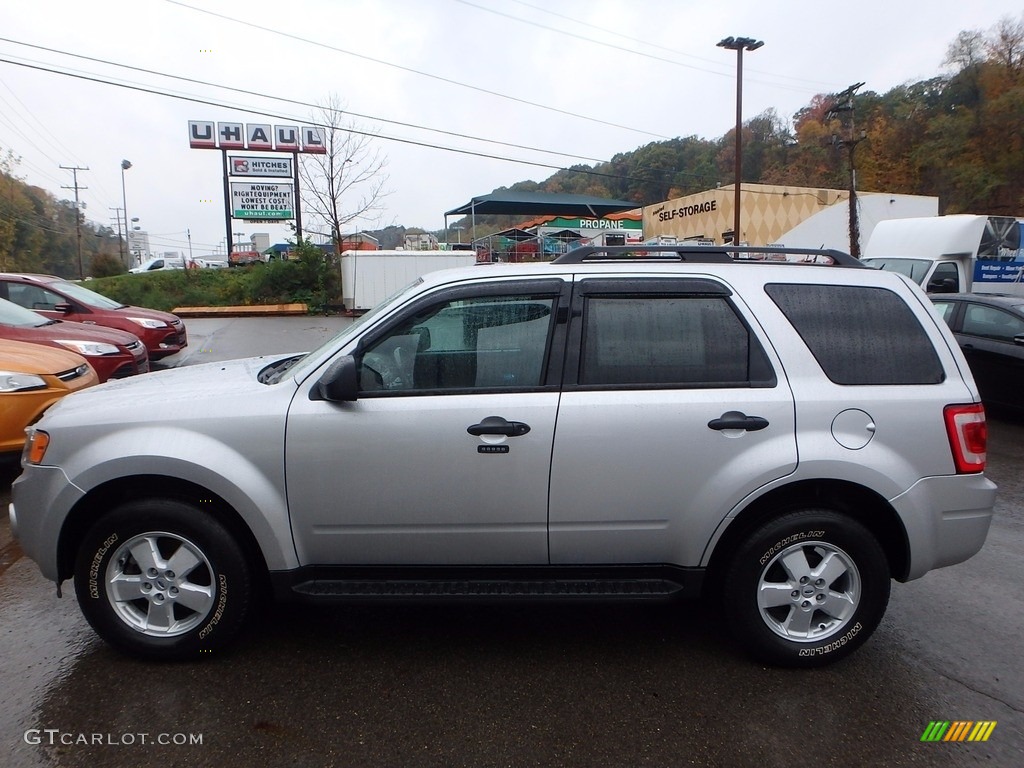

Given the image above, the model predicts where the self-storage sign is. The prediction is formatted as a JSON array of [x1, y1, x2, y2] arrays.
[[231, 182, 294, 220]]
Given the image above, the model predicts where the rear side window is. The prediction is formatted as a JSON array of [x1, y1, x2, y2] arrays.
[[766, 284, 944, 385], [579, 295, 774, 387]]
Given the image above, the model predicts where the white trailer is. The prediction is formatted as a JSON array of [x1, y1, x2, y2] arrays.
[[341, 250, 479, 311], [863, 214, 1024, 296]]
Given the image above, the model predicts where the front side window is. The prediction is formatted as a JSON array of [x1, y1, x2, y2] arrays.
[[6, 283, 62, 312], [579, 295, 771, 387], [961, 304, 1024, 341], [358, 294, 556, 393]]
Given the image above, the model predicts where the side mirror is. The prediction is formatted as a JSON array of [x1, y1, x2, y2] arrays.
[[311, 355, 359, 402], [53, 303, 73, 314], [926, 278, 957, 294]]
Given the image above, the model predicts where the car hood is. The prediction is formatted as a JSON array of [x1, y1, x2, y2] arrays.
[[118, 305, 182, 323], [42, 355, 289, 421], [0, 318, 141, 347], [0, 339, 89, 374]]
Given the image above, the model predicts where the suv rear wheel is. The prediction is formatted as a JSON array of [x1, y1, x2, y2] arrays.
[[74, 499, 252, 660], [722, 509, 890, 667]]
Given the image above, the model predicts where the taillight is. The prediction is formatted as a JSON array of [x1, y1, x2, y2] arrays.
[[943, 404, 987, 473]]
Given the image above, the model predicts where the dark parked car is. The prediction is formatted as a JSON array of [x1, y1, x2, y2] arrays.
[[0, 273, 187, 360], [932, 293, 1024, 412]]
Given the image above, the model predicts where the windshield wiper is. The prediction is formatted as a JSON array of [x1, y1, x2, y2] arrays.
[[261, 354, 303, 384]]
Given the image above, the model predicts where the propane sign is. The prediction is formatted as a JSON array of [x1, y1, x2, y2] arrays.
[[230, 182, 294, 220]]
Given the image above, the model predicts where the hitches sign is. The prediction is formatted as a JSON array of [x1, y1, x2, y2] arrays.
[[231, 182, 294, 220], [231, 156, 293, 177]]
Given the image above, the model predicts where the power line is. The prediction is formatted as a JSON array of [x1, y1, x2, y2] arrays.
[[163, 0, 671, 140], [0, 37, 624, 168], [0, 55, 719, 190], [496, 0, 846, 91]]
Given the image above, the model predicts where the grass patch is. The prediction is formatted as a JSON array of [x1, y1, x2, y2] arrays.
[[87, 257, 340, 313]]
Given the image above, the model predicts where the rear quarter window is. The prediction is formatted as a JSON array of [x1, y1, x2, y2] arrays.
[[765, 283, 944, 385]]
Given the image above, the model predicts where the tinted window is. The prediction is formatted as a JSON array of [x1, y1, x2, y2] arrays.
[[358, 294, 555, 393], [766, 284, 944, 385], [579, 296, 771, 387], [932, 301, 956, 324], [961, 304, 1024, 341], [6, 283, 61, 311]]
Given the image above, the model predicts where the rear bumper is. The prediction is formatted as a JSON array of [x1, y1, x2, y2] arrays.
[[891, 473, 997, 581]]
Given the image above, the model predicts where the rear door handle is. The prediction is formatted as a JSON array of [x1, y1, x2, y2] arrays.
[[707, 411, 769, 432], [467, 416, 531, 437]]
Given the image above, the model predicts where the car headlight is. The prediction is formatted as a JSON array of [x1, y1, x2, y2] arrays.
[[55, 340, 121, 356], [0, 370, 47, 392], [128, 317, 167, 329]]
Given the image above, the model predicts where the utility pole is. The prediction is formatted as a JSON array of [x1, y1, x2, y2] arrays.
[[826, 83, 867, 258], [60, 165, 89, 279], [110, 207, 125, 263]]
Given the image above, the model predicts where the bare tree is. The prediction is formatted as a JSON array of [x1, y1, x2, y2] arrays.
[[944, 29, 985, 71], [299, 94, 390, 253]]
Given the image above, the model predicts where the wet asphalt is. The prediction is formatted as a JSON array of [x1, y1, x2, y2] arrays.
[[1, 316, 1022, 767]]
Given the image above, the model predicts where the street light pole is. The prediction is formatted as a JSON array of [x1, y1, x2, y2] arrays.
[[120, 160, 132, 268], [717, 36, 763, 246]]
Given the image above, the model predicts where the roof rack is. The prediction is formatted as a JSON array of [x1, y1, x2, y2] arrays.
[[551, 244, 864, 267]]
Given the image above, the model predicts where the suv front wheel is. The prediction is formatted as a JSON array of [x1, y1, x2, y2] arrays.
[[722, 509, 890, 667], [74, 499, 252, 660]]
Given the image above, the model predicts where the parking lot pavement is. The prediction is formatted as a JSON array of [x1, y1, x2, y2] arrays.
[[155, 314, 354, 369], [0, 317, 1021, 766]]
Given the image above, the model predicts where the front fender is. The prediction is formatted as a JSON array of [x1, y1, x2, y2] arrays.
[[57, 426, 296, 573]]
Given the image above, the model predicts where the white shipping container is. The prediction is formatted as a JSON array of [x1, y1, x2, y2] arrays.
[[341, 250, 478, 311]]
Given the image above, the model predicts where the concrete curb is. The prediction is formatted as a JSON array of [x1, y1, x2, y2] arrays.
[[172, 303, 309, 317]]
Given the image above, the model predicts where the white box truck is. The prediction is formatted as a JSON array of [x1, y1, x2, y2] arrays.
[[341, 250, 479, 311], [863, 214, 1024, 296]]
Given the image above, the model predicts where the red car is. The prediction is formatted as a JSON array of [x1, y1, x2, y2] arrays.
[[0, 298, 148, 383], [0, 273, 187, 360]]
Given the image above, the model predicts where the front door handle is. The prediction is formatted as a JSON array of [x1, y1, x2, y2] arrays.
[[467, 416, 531, 437], [707, 411, 769, 432]]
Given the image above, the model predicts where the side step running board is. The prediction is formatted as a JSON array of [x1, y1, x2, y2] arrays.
[[291, 578, 685, 601]]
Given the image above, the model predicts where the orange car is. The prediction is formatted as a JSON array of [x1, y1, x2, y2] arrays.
[[0, 339, 99, 455]]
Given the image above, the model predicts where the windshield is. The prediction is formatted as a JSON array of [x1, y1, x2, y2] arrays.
[[283, 277, 425, 383], [0, 297, 54, 327], [861, 258, 933, 285], [47, 279, 126, 309]]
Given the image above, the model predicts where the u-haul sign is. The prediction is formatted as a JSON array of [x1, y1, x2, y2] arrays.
[[189, 121, 326, 153], [231, 182, 294, 220]]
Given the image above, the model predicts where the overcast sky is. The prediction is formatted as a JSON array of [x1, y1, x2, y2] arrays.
[[0, 0, 1015, 257]]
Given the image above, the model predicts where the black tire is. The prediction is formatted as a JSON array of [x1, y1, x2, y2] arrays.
[[722, 509, 890, 668], [74, 499, 252, 661]]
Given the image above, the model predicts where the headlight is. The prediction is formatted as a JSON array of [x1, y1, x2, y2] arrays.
[[128, 317, 167, 329], [55, 340, 121, 356], [0, 370, 46, 392]]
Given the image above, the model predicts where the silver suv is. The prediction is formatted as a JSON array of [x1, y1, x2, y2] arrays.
[[10, 246, 996, 667]]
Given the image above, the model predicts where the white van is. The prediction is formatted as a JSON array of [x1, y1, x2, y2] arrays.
[[128, 257, 185, 274]]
